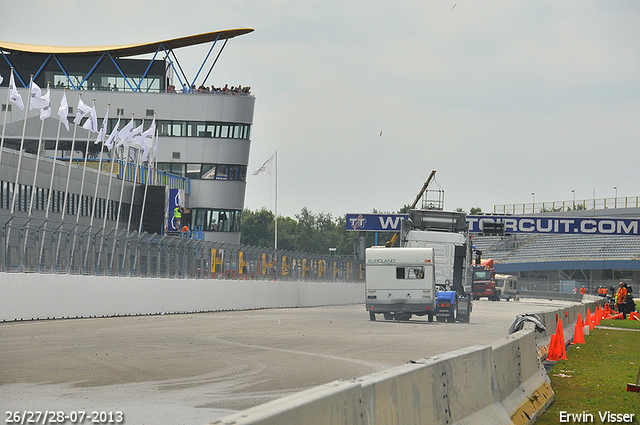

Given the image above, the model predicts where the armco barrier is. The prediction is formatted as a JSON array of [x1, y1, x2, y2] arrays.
[[212, 298, 606, 425]]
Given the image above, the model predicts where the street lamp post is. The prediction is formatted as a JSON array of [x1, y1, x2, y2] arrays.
[[614, 186, 618, 208], [531, 192, 535, 212], [571, 189, 575, 210]]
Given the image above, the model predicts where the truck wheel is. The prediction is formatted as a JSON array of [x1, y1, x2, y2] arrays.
[[369, 311, 376, 321], [447, 306, 458, 323], [428, 313, 434, 322], [383, 313, 393, 321], [436, 315, 445, 322], [460, 314, 470, 323]]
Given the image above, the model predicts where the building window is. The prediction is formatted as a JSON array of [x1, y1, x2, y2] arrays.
[[172, 152, 181, 160], [201, 164, 216, 179], [186, 164, 201, 179], [156, 163, 246, 181], [192, 208, 241, 232]]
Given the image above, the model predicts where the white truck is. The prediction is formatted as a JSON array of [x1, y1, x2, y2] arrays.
[[365, 247, 436, 322], [401, 209, 473, 323]]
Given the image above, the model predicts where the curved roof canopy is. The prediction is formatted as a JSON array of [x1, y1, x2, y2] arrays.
[[0, 28, 254, 57]]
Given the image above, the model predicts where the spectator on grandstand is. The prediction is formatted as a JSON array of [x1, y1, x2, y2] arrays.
[[182, 83, 189, 93]]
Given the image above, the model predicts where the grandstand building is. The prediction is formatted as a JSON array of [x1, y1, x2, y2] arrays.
[[471, 207, 640, 292], [0, 29, 255, 244]]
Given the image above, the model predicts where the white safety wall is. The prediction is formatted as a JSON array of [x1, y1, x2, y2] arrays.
[[0, 273, 364, 321]]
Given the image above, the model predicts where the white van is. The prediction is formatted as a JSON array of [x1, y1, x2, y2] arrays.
[[365, 247, 436, 322], [494, 274, 518, 301]]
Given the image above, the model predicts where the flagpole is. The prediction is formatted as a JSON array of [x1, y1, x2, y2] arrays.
[[0, 68, 15, 167], [42, 90, 67, 271], [102, 117, 120, 230], [76, 99, 96, 223], [111, 114, 134, 271], [90, 104, 110, 227], [138, 127, 157, 233], [275, 150, 278, 250], [61, 95, 82, 221], [28, 82, 50, 216], [127, 119, 144, 232], [10, 75, 34, 214]]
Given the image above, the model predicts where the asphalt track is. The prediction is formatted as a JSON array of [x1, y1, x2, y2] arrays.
[[0, 299, 574, 425]]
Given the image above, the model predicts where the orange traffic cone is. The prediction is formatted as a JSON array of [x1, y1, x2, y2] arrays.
[[629, 312, 639, 321], [594, 306, 600, 326], [573, 313, 585, 344], [586, 308, 595, 330], [548, 320, 567, 361]]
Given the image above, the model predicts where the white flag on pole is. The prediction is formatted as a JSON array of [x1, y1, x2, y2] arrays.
[[29, 81, 49, 110], [82, 105, 98, 133], [73, 97, 92, 125], [0, 74, 3, 85], [105, 118, 120, 151], [252, 153, 275, 175], [58, 91, 70, 131], [9, 70, 24, 111], [129, 122, 145, 147], [139, 118, 156, 161], [39, 86, 51, 120], [116, 118, 134, 148], [94, 108, 109, 143]]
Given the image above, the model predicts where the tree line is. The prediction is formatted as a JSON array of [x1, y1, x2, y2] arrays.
[[240, 205, 483, 256]]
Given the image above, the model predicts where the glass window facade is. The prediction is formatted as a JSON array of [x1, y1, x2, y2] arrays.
[[193, 209, 241, 232], [157, 163, 246, 181]]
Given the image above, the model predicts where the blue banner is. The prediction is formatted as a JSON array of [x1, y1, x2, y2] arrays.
[[346, 214, 409, 232], [466, 215, 640, 236]]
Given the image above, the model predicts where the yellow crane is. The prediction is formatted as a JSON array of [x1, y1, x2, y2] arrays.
[[385, 170, 437, 247]]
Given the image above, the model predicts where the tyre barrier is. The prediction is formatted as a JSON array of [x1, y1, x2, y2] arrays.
[[211, 298, 604, 425]]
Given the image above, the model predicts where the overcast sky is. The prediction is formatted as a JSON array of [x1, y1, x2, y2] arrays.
[[3, 1, 639, 218]]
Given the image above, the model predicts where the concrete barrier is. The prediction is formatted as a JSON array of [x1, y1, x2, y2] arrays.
[[211, 297, 610, 425], [211, 329, 554, 425], [0, 273, 365, 321]]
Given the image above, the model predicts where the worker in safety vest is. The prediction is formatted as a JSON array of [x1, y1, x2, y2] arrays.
[[174, 206, 182, 230], [616, 282, 628, 319]]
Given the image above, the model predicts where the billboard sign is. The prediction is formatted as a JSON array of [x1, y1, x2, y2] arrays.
[[346, 214, 409, 232], [467, 215, 640, 236]]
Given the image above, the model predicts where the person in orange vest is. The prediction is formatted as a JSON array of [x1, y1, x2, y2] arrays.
[[580, 286, 586, 295], [616, 282, 628, 319]]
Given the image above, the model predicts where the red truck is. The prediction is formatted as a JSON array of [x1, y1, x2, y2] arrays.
[[471, 254, 500, 301]]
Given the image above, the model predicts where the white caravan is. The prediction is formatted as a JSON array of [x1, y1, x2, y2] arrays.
[[365, 247, 436, 322]]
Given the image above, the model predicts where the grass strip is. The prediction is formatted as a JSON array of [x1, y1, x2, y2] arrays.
[[535, 318, 640, 424]]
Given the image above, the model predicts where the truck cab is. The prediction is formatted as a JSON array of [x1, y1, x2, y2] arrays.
[[402, 209, 473, 323], [472, 257, 499, 301]]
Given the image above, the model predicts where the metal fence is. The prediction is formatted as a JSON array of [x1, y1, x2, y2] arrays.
[[0, 216, 364, 282], [494, 196, 640, 215]]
